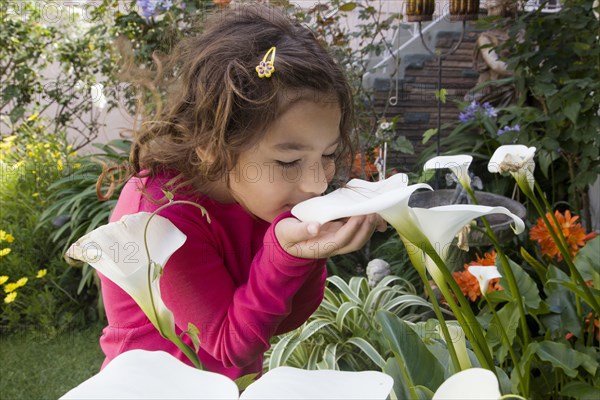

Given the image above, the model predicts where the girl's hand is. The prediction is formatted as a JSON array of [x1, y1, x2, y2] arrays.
[[274, 214, 387, 259]]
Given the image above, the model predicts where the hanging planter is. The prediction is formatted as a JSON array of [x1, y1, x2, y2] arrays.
[[449, 0, 480, 21], [405, 0, 435, 22]]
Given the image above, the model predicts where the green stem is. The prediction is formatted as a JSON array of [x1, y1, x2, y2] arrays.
[[483, 296, 528, 396], [421, 244, 496, 371], [465, 186, 530, 348], [414, 265, 463, 372], [142, 199, 209, 369]]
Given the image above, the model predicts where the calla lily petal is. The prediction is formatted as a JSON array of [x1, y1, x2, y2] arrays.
[[60, 350, 238, 399], [488, 145, 536, 194], [242, 366, 394, 400], [292, 173, 431, 224], [408, 205, 525, 260], [432, 368, 501, 400], [65, 213, 186, 338], [424, 155, 473, 189], [61, 350, 394, 400], [467, 266, 502, 296]]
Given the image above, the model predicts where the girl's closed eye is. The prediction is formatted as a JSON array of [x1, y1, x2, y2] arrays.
[[276, 159, 300, 168]]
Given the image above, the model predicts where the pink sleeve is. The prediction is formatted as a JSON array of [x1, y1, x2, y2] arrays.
[[158, 206, 326, 369]]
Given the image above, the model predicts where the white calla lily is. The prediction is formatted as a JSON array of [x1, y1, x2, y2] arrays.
[[61, 349, 394, 400], [432, 368, 501, 400], [467, 266, 502, 297], [488, 145, 536, 194], [65, 212, 186, 340], [291, 173, 431, 225], [424, 155, 473, 189], [293, 176, 525, 283]]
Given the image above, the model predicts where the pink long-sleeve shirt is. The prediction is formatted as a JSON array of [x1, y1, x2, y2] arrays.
[[99, 171, 327, 379]]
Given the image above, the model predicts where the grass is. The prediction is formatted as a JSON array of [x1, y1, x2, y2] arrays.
[[0, 323, 105, 399]]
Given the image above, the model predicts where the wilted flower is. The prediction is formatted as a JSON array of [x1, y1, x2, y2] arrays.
[[488, 145, 536, 194]]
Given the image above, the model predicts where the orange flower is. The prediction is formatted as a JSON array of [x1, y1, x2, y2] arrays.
[[452, 251, 502, 301], [529, 210, 596, 261], [351, 146, 380, 180], [213, 0, 231, 7]]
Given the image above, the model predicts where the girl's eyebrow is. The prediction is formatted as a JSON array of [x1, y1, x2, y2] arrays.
[[273, 138, 340, 152]]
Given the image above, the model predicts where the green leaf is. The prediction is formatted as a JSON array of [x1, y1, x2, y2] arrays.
[[561, 382, 600, 400], [383, 357, 410, 400], [496, 257, 541, 310], [534, 341, 598, 378], [563, 100, 581, 124], [541, 266, 580, 336], [520, 246, 547, 282], [345, 337, 386, 369], [485, 302, 520, 363], [234, 373, 257, 392], [187, 322, 201, 353], [339, 2, 358, 12], [422, 128, 438, 145], [335, 302, 362, 332], [161, 189, 174, 202], [434, 88, 447, 104], [575, 236, 600, 284], [327, 276, 362, 304], [376, 311, 445, 392]]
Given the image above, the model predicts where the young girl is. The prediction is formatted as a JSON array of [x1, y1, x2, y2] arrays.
[[100, 4, 386, 379]]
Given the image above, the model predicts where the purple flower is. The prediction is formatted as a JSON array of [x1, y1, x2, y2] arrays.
[[482, 102, 498, 118], [459, 112, 476, 123], [137, 0, 171, 18], [497, 124, 521, 136]]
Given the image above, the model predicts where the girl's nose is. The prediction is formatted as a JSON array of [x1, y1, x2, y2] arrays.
[[300, 162, 328, 196]]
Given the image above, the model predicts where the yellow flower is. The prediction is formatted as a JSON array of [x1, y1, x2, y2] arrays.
[[57, 159, 64, 171], [27, 113, 39, 121], [0, 276, 8, 285], [36, 269, 47, 278], [32, 193, 39, 197], [0, 248, 11, 257], [4, 283, 18, 293], [16, 277, 28, 287], [0, 230, 15, 243], [3, 135, 17, 142], [4, 292, 17, 303]]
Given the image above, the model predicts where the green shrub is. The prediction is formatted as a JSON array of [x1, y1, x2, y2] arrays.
[[265, 275, 436, 371], [0, 119, 98, 335]]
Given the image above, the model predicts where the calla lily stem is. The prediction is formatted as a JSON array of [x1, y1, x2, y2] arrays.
[[483, 295, 528, 396], [143, 199, 208, 370], [413, 261, 463, 372], [464, 186, 530, 349], [419, 241, 496, 371]]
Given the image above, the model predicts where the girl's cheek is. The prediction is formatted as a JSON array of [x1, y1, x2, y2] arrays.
[[325, 161, 336, 184]]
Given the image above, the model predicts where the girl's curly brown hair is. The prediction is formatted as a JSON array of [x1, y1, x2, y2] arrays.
[[104, 4, 355, 199]]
